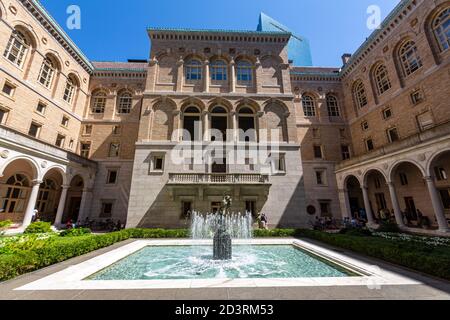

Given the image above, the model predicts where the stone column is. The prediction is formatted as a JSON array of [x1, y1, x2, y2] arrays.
[[230, 60, 236, 93], [77, 188, 93, 223], [231, 111, 238, 142], [176, 57, 184, 92], [203, 111, 210, 142], [338, 188, 351, 218], [22, 179, 42, 229], [203, 60, 210, 93], [425, 176, 449, 232], [387, 181, 405, 227], [255, 58, 262, 94], [361, 185, 376, 226], [54, 185, 70, 227]]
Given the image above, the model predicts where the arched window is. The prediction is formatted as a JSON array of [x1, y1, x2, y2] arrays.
[[91, 91, 107, 114], [398, 40, 423, 76], [353, 80, 368, 109], [210, 106, 228, 141], [326, 95, 340, 117], [185, 59, 202, 81], [1, 174, 30, 214], [3, 30, 29, 67], [236, 61, 253, 83], [238, 107, 256, 142], [63, 75, 78, 104], [373, 63, 391, 95], [38, 55, 57, 88], [302, 95, 316, 117], [117, 91, 132, 114], [210, 60, 227, 81], [432, 7, 450, 52], [182, 106, 201, 141], [36, 179, 57, 214]]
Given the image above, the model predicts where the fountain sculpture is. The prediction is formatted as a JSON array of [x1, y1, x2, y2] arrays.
[[213, 195, 233, 260]]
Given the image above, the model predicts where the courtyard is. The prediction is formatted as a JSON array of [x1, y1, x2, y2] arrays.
[[1, 224, 450, 300]]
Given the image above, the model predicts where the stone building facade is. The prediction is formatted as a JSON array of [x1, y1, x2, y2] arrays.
[[0, 0, 449, 233]]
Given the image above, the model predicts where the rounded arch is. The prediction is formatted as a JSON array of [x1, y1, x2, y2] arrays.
[[152, 97, 177, 141], [11, 22, 39, 49], [426, 148, 450, 176], [66, 72, 81, 87], [91, 87, 108, 96], [263, 99, 289, 142], [260, 54, 283, 65], [0, 1, 6, 20], [388, 159, 426, 182], [263, 99, 289, 114], [182, 105, 201, 114], [343, 174, 362, 189], [43, 51, 63, 71], [0, 156, 40, 179], [235, 55, 257, 64], [184, 53, 206, 62], [235, 98, 261, 113], [42, 165, 67, 185], [363, 168, 388, 186], [208, 54, 232, 64], [207, 98, 233, 113], [69, 174, 85, 189], [180, 97, 206, 112]]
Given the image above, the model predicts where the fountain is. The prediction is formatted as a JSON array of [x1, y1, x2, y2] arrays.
[[213, 196, 233, 260], [190, 195, 253, 260]]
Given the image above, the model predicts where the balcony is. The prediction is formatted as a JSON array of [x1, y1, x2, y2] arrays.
[[168, 173, 270, 185]]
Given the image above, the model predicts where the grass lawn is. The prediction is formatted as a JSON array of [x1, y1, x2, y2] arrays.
[[1, 227, 449, 282]]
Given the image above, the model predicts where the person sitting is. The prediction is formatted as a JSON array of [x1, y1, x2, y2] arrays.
[[66, 219, 73, 230], [260, 213, 268, 230]]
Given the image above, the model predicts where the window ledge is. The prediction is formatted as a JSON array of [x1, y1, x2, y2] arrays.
[[2, 56, 25, 72]]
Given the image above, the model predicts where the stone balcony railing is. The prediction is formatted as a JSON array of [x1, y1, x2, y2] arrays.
[[336, 120, 450, 171], [168, 173, 270, 185], [0, 125, 97, 169]]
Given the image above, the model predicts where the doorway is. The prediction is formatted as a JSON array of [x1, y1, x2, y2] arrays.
[[404, 197, 418, 220], [67, 197, 81, 222]]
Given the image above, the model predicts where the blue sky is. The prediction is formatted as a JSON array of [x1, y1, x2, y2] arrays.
[[40, 0, 400, 67]]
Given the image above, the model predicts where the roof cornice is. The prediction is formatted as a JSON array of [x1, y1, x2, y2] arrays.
[[20, 0, 94, 73], [148, 27, 291, 43], [341, 0, 419, 78]]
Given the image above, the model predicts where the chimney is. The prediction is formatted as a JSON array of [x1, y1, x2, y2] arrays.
[[341, 53, 352, 66]]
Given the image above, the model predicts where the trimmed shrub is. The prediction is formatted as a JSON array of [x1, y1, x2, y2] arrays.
[[0, 220, 12, 230], [376, 221, 400, 233], [253, 229, 298, 238], [24, 222, 53, 234], [297, 229, 450, 281], [59, 228, 92, 237], [339, 227, 372, 237]]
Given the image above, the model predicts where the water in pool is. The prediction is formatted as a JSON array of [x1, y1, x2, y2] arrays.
[[89, 246, 355, 280]]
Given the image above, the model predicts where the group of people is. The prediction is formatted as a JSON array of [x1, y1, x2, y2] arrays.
[[313, 216, 338, 230], [374, 207, 431, 229]]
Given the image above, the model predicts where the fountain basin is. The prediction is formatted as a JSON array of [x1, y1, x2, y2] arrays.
[[88, 244, 358, 281]]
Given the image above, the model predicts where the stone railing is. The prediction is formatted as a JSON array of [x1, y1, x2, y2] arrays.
[[168, 173, 270, 184], [336, 120, 450, 171]]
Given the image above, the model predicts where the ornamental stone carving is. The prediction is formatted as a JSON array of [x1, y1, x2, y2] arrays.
[[0, 150, 9, 159], [41, 161, 48, 169]]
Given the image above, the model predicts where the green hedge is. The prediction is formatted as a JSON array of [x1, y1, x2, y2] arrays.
[[24, 222, 53, 234], [297, 229, 450, 281], [2, 228, 449, 282]]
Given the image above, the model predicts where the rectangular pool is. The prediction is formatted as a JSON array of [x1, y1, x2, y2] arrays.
[[88, 245, 358, 280]]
